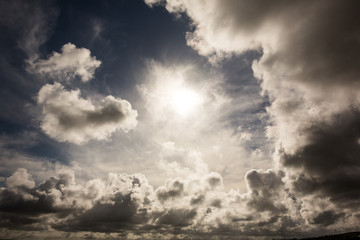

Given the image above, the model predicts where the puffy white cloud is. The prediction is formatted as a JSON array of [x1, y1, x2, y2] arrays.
[[28, 43, 101, 82], [37, 82, 138, 144]]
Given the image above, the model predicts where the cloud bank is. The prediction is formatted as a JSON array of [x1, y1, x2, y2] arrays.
[[0, 159, 358, 239]]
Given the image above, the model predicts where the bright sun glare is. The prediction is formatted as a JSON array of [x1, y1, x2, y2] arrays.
[[171, 88, 202, 117]]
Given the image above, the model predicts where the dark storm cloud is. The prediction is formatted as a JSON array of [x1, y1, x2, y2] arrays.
[[253, 0, 360, 92], [156, 179, 184, 203], [0, 169, 80, 229], [0, 169, 154, 232], [0, 169, 210, 235], [310, 210, 345, 226], [0, 169, 213, 234], [50, 172, 160, 233], [245, 169, 286, 214], [190, 194, 205, 205], [282, 110, 360, 206], [0, 166, 357, 238], [156, 208, 197, 227], [54, 193, 148, 232]]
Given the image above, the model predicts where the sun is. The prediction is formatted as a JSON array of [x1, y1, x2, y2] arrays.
[[170, 88, 202, 117]]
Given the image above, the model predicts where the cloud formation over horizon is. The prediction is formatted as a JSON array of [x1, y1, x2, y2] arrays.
[[0, 161, 357, 239]]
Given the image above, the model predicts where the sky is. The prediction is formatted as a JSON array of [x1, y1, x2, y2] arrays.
[[0, 0, 359, 239]]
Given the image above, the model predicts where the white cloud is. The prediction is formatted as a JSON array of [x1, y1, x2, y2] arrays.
[[37, 82, 138, 144], [28, 43, 101, 82], [6, 168, 35, 189]]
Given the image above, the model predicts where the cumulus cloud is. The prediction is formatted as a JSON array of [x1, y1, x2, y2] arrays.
[[53, 173, 156, 232], [1, 164, 359, 238], [245, 169, 286, 214], [0, 169, 152, 231], [282, 110, 360, 208], [6, 168, 35, 189], [0, 168, 197, 233], [37, 82, 138, 144], [28, 43, 101, 82]]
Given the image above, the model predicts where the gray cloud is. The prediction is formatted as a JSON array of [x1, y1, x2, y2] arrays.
[[0, 169, 154, 232], [37, 82, 138, 144], [245, 169, 287, 214], [0, 166, 359, 238], [282, 110, 360, 207], [6, 168, 35, 189], [53, 173, 155, 233], [156, 179, 184, 203], [310, 210, 345, 226], [156, 208, 197, 227], [0, 169, 83, 230]]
